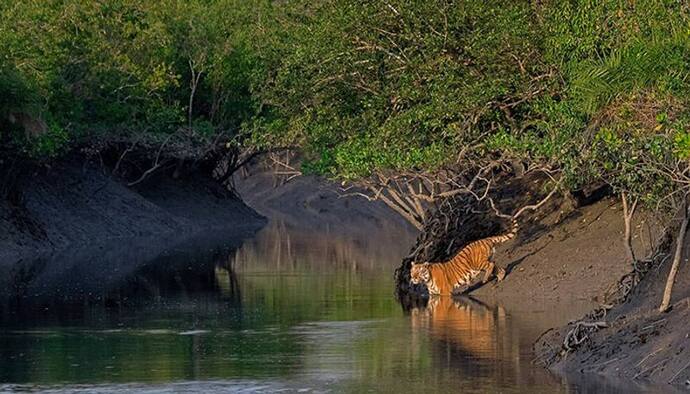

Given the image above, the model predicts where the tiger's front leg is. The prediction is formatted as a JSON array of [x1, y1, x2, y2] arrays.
[[482, 262, 496, 283], [496, 266, 506, 282]]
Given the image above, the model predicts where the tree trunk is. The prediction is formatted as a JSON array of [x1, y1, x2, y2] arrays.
[[659, 197, 690, 313]]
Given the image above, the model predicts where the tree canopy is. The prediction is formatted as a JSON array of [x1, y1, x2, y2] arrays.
[[3, 0, 690, 212]]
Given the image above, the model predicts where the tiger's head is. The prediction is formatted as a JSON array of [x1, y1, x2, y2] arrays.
[[410, 262, 431, 285]]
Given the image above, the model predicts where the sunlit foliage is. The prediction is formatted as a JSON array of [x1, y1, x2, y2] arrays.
[[2, 0, 690, 207]]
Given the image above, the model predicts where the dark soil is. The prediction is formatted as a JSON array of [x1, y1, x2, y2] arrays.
[[0, 157, 265, 265]]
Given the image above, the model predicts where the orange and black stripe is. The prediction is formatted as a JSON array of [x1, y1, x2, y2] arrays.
[[425, 219, 517, 295]]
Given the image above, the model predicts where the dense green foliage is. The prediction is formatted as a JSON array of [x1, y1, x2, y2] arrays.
[[249, 1, 550, 178], [2, 0, 690, 206], [0, 0, 266, 157]]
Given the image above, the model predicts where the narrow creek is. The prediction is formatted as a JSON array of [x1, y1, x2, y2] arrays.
[[0, 219, 663, 393]]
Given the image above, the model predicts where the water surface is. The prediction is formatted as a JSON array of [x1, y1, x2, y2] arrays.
[[0, 220, 669, 393]]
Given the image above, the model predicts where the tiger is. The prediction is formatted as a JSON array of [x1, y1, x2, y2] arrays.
[[409, 219, 517, 295]]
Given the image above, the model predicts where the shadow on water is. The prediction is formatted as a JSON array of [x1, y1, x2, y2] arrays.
[[0, 219, 679, 393], [0, 230, 250, 327]]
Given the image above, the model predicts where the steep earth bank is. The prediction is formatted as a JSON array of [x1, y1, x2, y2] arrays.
[[233, 158, 417, 246], [535, 222, 690, 388], [473, 197, 655, 321], [0, 157, 266, 265]]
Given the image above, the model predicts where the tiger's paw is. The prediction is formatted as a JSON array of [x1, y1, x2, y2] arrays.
[[452, 284, 471, 295], [496, 267, 506, 282]]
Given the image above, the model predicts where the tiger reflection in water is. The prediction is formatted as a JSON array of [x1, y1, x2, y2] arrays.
[[410, 296, 511, 360]]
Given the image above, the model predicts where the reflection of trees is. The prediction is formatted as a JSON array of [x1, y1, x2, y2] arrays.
[[0, 218, 412, 383], [0, 236, 311, 384], [219, 218, 413, 325], [231, 219, 413, 273], [0, 257, 48, 320], [0, 321, 306, 383], [214, 256, 241, 302]]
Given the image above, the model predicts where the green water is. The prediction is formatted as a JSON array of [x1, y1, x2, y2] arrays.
[[0, 221, 669, 393]]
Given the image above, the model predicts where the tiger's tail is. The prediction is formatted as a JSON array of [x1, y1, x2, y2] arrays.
[[486, 218, 518, 245]]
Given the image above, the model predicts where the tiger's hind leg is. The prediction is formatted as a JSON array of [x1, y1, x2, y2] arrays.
[[483, 246, 502, 283]]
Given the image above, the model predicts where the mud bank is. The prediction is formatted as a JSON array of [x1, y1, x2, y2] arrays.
[[233, 158, 417, 241], [395, 176, 652, 317], [535, 222, 690, 388], [0, 158, 266, 264], [393, 178, 688, 388], [472, 197, 651, 327]]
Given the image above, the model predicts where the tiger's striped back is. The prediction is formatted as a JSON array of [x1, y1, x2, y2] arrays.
[[412, 219, 517, 295]]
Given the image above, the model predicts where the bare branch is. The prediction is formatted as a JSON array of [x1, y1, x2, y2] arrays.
[[512, 183, 560, 220], [113, 141, 137, 175], [127, 133, 174, 186], [379, 192, 423, 230]]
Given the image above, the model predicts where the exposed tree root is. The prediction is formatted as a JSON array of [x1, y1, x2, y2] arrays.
[[562, 321, 608, 354], [587, 230, 672, 321]]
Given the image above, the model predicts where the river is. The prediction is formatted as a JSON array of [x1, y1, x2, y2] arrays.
[[0, 219, 668, 393]]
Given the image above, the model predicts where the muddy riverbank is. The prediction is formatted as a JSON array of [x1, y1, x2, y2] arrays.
[[535, 223, 690, 387], [0, 158, 266, 264], [3, 154, 685, 390]]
